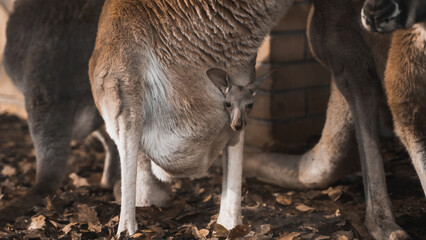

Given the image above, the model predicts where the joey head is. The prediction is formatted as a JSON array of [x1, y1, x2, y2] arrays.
[[207, 68, 268, 132]]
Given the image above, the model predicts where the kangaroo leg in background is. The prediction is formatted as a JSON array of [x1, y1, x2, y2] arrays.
[[334, 68, 409, 240], [0, 100, 74, 223], [94, 127, 120, 188], [135, 154, 171, 207], [218, 130, 244, 229], [306, 1, 410, 238], [244, 81, 358, 189]]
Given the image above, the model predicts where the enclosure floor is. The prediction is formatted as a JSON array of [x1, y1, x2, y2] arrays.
[[0, 113, 425, 239]]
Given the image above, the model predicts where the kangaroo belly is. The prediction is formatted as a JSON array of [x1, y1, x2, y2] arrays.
[[139, 53, 232, 177], [141, 124, 230, 178]]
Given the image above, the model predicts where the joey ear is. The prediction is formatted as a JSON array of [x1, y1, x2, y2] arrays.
[[207, 68, 231, 95], [247, 71, 273, 96]]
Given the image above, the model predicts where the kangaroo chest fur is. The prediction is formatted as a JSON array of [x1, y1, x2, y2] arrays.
[[387, 23, 426, 92]]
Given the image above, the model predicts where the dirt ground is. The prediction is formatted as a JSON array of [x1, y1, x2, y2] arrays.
[[0, 113, 425, 240]]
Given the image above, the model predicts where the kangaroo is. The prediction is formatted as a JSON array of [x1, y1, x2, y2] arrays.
[[309, 0, 425, 239], [362, 0, 426, 195], [0, 0, 362, 229], [89, 0, 295, 235], [0, 0, 121, 223]]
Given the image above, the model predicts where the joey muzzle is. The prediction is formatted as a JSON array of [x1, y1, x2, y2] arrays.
[[230, 109, 245, 131]]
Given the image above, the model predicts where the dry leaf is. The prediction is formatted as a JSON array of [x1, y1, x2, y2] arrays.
[[192, 226, 209, 239], [260, 224, 271, 235], [314, 235, 330, 240], [49, 220, 59, 229], [69, 173, 89, 187], [1, 178, 15, 189], [1, 165, 16, 177], [0, 231, 9, 237], [322, 187, 343, 201], [18, 161, 33, 174], [202, 194, 212, 203], [61, 222, 78, 236], [45, 197, 55, 211], [76, 204, 101, 227], [106, 215, 119, 227], [28, 215, 46, 230], [212, 224, 229, 238], [279, 232, 301, 240], [336, 236, 349, 240], [250, 193, 263, 204], [295, 204, 315, 212], [333, 230, 354, 240], [133, 233, 143, 238], [335, 209, 341, 216], [229, 224, 251, 239], [71, 231, 82, 240], [88, 222, 102, 232], [199, 229, 209, 237], [276, 194, 292, 206], [148, 225, 163, 234]]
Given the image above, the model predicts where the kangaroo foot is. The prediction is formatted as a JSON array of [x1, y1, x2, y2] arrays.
[[113, 179, 171, 207], [366, 218, 411, 240], [0, 189, 47, 225]]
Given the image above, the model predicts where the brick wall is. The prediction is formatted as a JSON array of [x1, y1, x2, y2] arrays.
[[0, 1, 331, 151], [0, 5, 26, 118], [247, 0, 331, 151]]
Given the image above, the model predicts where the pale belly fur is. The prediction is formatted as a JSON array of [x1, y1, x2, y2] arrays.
[[140, 53, 234, 180]]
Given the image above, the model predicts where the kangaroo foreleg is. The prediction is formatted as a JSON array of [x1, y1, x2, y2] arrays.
[[218, 130, 244, 230]]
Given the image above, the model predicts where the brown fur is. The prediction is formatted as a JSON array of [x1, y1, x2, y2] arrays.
[[89, 0, 293, 235], [386, 25, 426, 154]]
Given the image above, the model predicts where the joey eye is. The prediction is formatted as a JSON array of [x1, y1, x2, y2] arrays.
[[225, 102, 232, 108], [246, 103, 253, 109]]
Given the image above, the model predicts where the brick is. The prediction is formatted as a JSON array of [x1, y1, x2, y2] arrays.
[[0, 8, 7, 63], [249, 92, 271, 120], [273, 62, 330, 90], [245, 120, 273, 148], [273, 5, 311, 32], [0, 73, 23, 100], [307, 87, 330, 115], [273, 117, 325, 147], [256, 36, 270, 63], [255, 63, 273, 91], [270, 34, 305, 62], [0, 101, 27, 118], [271, 91, 306, 120]]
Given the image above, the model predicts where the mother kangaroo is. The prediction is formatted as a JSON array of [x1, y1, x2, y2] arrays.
[[89, 0, 293, 236]]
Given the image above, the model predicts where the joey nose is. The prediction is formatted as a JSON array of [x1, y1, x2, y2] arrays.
[[231, 120, 243, 131]]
